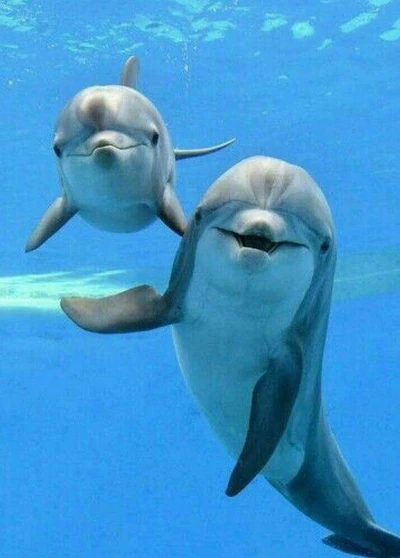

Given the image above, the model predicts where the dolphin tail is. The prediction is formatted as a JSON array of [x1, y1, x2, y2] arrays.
[[25, 196, 77, 252], [323, 523, 400, 557], [288, 410, 400, 558], [174, 138, 235, 160]]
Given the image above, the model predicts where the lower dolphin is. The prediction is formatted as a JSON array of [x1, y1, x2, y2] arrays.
[[60, 156, 400, 557]]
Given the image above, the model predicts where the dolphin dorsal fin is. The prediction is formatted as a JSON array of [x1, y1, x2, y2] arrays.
[[174, 138, 236, 160], [120, 56, 140, 89]]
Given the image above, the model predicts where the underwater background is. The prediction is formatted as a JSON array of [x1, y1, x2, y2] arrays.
[[1, 0, 399, 556]]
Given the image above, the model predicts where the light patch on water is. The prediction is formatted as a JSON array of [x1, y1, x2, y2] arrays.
[[133, 15, 186, 43], [291, 21, 315, 39], [1, 42, 19, 49], [262, 14, 288, 32], [172, 0, 216, 14], [0, 14, 34, 32], [333, 246, 400, 301], [340, 11, 379, 33], [59, 1, 245, 56], [317, 38, 333, 50], [0, 270, 136, 312], [65, 40, 97, 53], [381, 28, 400, 41], [0, 0, 36, 32], [62, 15, 238, 55], [368, 0, 392, 6], [170, 0, 249, 15], [63, 22, 145, 57], [192, 18, 235, 41], [381, 19, 400, 41]]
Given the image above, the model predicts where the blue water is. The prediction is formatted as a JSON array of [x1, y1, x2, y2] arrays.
[[1, 1, 399, 556]]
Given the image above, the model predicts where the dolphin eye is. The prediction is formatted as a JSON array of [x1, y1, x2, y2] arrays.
[[151, 131, 159, 146], [53, 143, 62, 158], [320, 239, 330, 253]]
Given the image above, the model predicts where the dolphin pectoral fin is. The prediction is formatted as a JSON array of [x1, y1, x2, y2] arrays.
[[157, 186, 187, 236], [226, 347, 302, 497], [174, 138, 236, 160], [120, 56, 139, 89], [61, 285, 179, 333], [322, 535, 377, 557], [25, 196, 77, 252]]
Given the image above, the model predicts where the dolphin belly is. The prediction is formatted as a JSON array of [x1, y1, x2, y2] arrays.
[[173, 317, 259, 457], [171, 270, 308, 486], [79, 202, 156, 232]]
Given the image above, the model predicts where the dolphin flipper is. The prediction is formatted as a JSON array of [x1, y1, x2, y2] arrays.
[[174, 138, 236, 160], [226, 346, 302, 497], [61, 285, 180, 333], [120, 56, 139, 89], [157, 185, 187, 236], [25, 196, 77, 252]]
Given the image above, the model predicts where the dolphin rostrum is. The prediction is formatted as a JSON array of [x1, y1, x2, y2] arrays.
[[25, 56, 235, 252], [60, 156, 400, 557]]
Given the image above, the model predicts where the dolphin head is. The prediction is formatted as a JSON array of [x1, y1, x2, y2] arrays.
[[53, 84, 173, 232], [176, 157, 335, 331], [194, 204, 315, 314]]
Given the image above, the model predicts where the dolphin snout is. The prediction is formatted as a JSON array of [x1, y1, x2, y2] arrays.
[[92, 146, 118, 169], [90, 131, 143, 153], [68, 131, 143, 158]]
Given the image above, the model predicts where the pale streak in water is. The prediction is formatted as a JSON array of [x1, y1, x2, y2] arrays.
[[334, 244, 400, 301], [0, 245, 399, 311]]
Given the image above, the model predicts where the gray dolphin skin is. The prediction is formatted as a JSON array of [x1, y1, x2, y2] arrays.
[[25, 56, 235, 252], [60, 156, 400, 557]]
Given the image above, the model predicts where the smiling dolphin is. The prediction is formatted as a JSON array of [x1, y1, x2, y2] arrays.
[[60, 156, 400, 557], [25, 56, 235, 252]]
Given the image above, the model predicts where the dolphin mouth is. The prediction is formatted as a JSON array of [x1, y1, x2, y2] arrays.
[[232, 232, 280, 254], [69, 141, 144, 157], [91, 141, 143, 155], [217, 227, 279, 254], [217, 228, 305, 255]]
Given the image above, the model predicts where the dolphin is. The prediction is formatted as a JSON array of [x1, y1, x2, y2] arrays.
[[25, 56, 235, 252], [60, 156, 400, 557]]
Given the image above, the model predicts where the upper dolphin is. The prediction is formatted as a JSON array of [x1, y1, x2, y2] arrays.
[[60, 156, 400, 557], [25, 56, 235, 252]]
